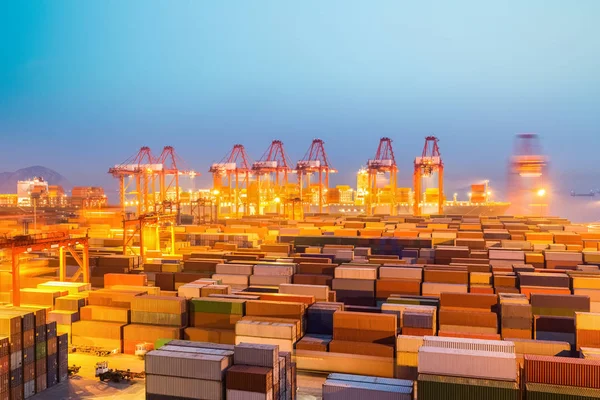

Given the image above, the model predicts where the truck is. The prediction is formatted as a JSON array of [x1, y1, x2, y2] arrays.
[[70, 345, 118, 357], [95, 361, 145, 383]]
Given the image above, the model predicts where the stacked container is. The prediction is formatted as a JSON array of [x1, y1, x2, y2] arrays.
[[212, 263, 253, 290], [500, 294, 532, 340], [322, 373, 413, 400], [376, 266, 422, 301], [381, 303, 437, 336], [123, 295, 187, 354], [295, 302, 343, 352], [49, 294, 86, 339], [524, 355, 600, 397], [575, 312, 600, 350], [395, 335, 423, 380], [329, 311, 396, 358], [0, 313, 23, 400], [185, 298, 246, 345], [250, 264, 295, 287], [331, 266, 377, 306], [438, 292, 499, 336]]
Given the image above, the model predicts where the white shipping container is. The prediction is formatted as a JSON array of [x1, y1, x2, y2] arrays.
[[215, 264, 254, 275], [146, 374, 224, 400], [334, 267, 377, 280], [279, 283, 329, 301], [396, 335, 424, 353], [488, 249, 525, 261], [227, 389, 273, 400], [418, 347, 517, 381], [211, 274, 250, 286], [421, 282, 468, 296], [327, 373, 413, 387], [252, 265, 295, 276], [235, 320, 297, 340], [379, 267, 422, 280], [146, 350, 230, 381], [235, 335, 293, 352], [177, 284, 205, 298], [323, 380, 412, 400], [422, 336, 515, 354], [249, 275, 292, 286], [544, 251, 583, 262]]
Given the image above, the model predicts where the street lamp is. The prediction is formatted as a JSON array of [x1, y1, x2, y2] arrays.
[[274, 197, 281, 216]]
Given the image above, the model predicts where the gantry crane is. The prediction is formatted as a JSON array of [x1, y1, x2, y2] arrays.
[[0, 232, 90, 306], [413, 136, 444, 216], [252, 140, 293, 215], [295, 139, 337, 214], [366, 138, 398, 216], [210, 144, 253, 217], [109, 146, 196, 217], [508, 133, 549, 215], [109, 147, 156, 216], [155, 146, 197, 215]]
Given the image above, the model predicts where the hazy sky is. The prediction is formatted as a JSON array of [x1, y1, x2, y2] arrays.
[[1, 1, 599, 201]]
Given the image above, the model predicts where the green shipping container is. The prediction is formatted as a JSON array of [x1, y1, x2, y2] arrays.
[[526, 383, 600, 400], [418, 374, 520, 400], [189, 299, 245, 315], [36, 342, 47, 360], [154, 338, 172, 350]]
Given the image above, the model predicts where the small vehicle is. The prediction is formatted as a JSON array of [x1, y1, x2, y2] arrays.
[[70, 345, 118, 357], [135, 343, 150, 360], [95, 361, 145, 383], [68, 365, 81, 377]]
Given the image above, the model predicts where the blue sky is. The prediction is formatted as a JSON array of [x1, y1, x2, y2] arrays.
[[1, 1, 599, 202]]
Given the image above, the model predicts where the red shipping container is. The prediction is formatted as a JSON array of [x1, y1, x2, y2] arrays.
[[104, 273, 147, 287], [525, 355, 600, 388]]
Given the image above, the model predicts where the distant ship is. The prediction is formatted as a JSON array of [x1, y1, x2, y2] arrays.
[[571, 190, 596, 197]]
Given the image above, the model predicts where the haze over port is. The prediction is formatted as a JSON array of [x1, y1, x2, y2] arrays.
[[1, 1, 600, 221]]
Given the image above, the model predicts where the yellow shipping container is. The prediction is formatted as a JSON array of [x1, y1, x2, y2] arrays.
[[396, 335, 424, 353], [470, 272, 493, 285], [396, 351, 418, 367], [575, 312, 600, 330], [572, 277, 600, 290]]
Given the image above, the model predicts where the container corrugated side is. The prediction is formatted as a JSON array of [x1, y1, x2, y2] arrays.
[[526, 382, 600, 399], [418, 347, 517, 381], [145, 350, 230, 381], [423, 336, 515, 354], [235, 320, 296, 340], [524, 355, 600, 388], [322, 379, 412, 400], [326, 373, 412, 387], [417, 373, 519, 400], [146, 374, 224, 400], [226, 389, 272, 400], [234, 343, 279, 368]]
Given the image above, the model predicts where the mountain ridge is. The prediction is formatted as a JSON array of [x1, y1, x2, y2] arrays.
[[0, 166, 71, 193]]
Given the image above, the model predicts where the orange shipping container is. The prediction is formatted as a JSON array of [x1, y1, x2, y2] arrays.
[[104, 273, 147, 288]]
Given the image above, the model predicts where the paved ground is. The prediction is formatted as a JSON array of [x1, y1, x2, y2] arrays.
[[33, 353, 324, 400]]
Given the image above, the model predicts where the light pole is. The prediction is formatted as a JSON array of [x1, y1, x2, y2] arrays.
[[274, 197, 281, 216], [537, 188, 546, 216]]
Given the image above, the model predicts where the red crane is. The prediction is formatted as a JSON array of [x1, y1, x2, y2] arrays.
[[210, 144, 253, 217], [155, 146, 197, 214], [413, 136, 444, 215], [252, 140, 293, 215], [295, 139, 337, 214], [366, 138, 399, 215], [508, 133, 549, 215], [108, 146, 156, 215]]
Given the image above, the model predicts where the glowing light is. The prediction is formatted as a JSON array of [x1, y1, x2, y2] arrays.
[[212, 189, 220, 196], [274, 197, 281, 204], [537, 188, 546, 197]]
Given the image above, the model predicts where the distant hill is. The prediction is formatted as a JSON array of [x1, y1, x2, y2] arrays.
[[0, 166, 71, 193]]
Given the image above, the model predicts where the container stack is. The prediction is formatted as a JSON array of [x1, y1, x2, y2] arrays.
[[185, 298, 245, 345], [49, 294, 86, 338], [279, 284, 329, 302], [500, 294, 532, 340], [57, 333, 69, 383], [524, 355, 600, 399], [145, 343, 232, 400], [0, 337, 8, 400], [329, 311, 397, 358], [295, 302, 343, 352], [322, 373, 413, 400], [250, 264, 295, 287], [395, 335, 423, 380], [91, 256, 136, 287], [438, 293, 499, 338], [293, 262, 335, 287], [45, 322, 58, 390], [123, 295, 187, 354], [572, 276, 600, 313], [331, 266, 377, 306], [235, 319, 297, 352], [376, 266, 422, 302], [381, 303, 437, 336], [417, 337, 519, 400], [421, 266, 469, 297], [4, 309, 35, 399], [532, 294, 589, 347], [213, 263, 253, 290], [518, 272, 571, 299], [0, 312, 24, 400], [544, 250, 583, 269], [231, 343, 296, 400], [244, 300, 307, 337], [575, 312, 600, 350]]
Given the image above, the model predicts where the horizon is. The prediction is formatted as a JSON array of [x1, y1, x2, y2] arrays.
[[1, 1, 599, 220]]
